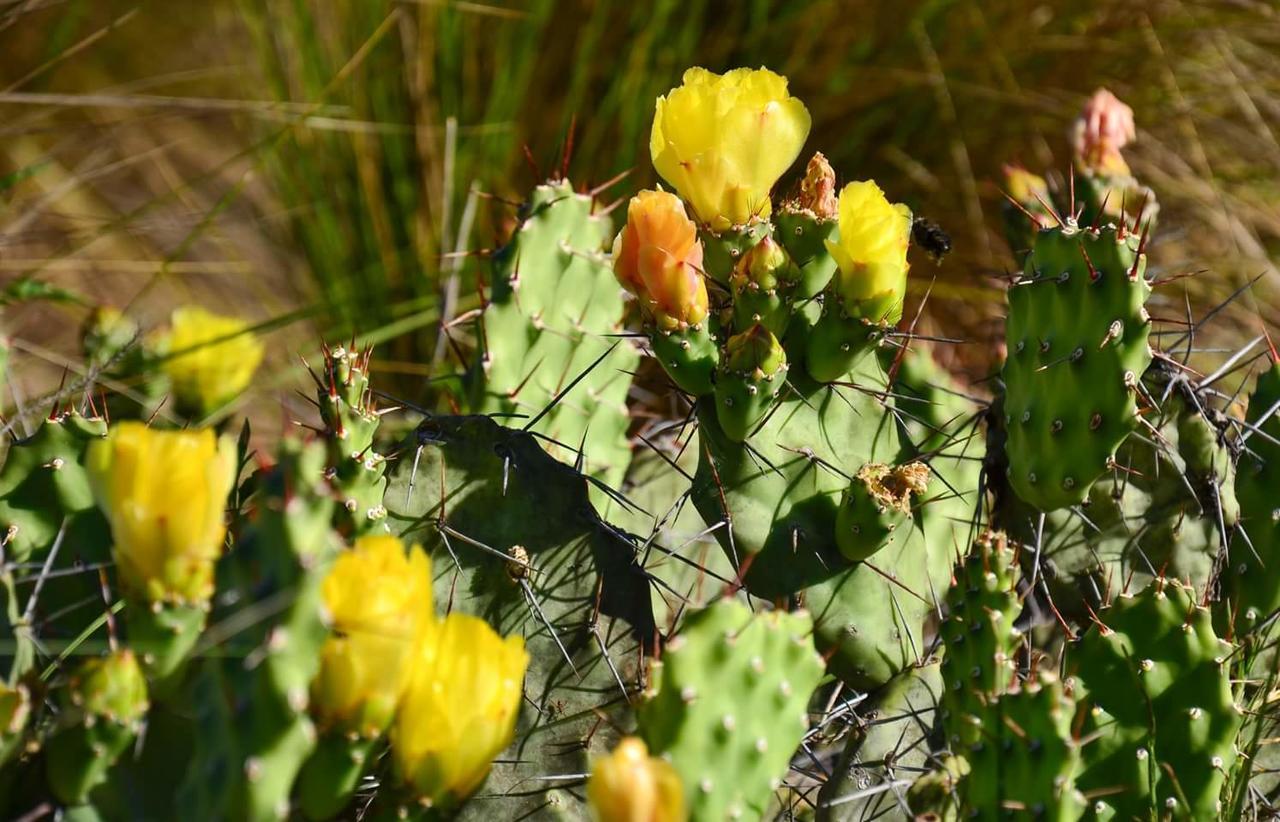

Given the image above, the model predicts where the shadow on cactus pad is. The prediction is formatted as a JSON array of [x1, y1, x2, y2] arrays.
[[385, 414, 656, 819]]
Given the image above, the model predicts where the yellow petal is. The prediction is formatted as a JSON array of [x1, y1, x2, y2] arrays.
[[392, 612, 528, 808], [313, 535, 433, 735], [161, 306, 265, 418], [827, 181, 911, 322], [87, 423, 235, 605], [587, 737, 687, 822], [651, 67, 810, 229]]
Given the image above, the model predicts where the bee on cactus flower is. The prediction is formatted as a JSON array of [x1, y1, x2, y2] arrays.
[[391, 612, 528, 809], [312, 534, 433, 738], [159, 306, 265, 419], [587, 737, 687, 822], [651, 67, 811, 231], [86, 422, 236, 607]]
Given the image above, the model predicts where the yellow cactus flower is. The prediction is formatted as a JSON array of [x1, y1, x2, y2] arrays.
[[587, 737, 687, 822], [161, 306, 264, 418], [612, 190, 709, 329], [651, 67, 811, 231], [392, 612, 528, 808], [87, 422, 236, 605], [313, 535, 434, 737], [824, 181, 912, 325]]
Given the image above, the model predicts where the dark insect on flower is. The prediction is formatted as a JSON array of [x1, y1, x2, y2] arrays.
[[911, 217, 952, 263]]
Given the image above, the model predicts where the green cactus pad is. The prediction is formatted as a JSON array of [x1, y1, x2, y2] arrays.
[[0, 411, 106, 564], [1002, 223, 1152, 512], [637, 598, 824, 820], [473, 179, 638, 491], [316, 344, 388, 535], [1072, 578, 1241, 819], [0, 411, 112, 681], [1011, 379, 1238, 616], [295, 732, 377, 821], [804, 311, 882, 384], [971, 675, 1085, 820], [817, 660, 943, 821], [693, 359, 954, 689], [384, 414, 656, 820], [940, 532, 1020, 753], [1221, 362, 1280, 635]]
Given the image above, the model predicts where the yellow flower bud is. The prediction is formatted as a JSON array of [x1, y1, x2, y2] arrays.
[[161, 306, 265, 418], [87, 422, 235, 605], [392, 612, 528, 808], [824, 181, 912, 325], [651, 67, 811, 231], [313, 535, 433, 737], [1002, 164, 1050, 209], [612, 190, 709, 329], [587, 737, 686, 822]]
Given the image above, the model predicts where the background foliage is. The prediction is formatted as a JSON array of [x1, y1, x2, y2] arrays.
[[1, 0, 1278, 424]]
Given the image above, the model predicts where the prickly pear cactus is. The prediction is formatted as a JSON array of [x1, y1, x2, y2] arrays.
[[1221, 361, 1280, 636], [691, 360, 952, 688], [0, 410, 106, 564], [0, 410, 112, 681], [1011, 369, 1238, 616], [178, 437, 340, 822], [929, 533, 1089, 819], [939, 532, 1019, 753], [835, 462, 929, 562], [44, 649, 148, 806], [1071, 578, 1241, 819], [312, 343, 389, 536], [970, 674, 1085, 820], [470, 178, 638, 490], [1002, 222, 1152, 512], [816, 660, 942, 821], [636, 598, 824, 820], [384, 413, 656, 820]]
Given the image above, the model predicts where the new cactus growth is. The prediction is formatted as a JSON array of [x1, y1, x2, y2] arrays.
[[45, 649, 148, 806], [713, 323, 788, 442], [312, 343, 388, 536], [1072, 578, 1241, 819], [835, 462, 929, 562], [472, 178, 638, 491], [636, 598, 824, 820], [939, 532, 1020, 753]]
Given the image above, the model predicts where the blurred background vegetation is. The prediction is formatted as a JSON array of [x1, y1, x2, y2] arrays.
[[1, 0, 1277, 436]]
